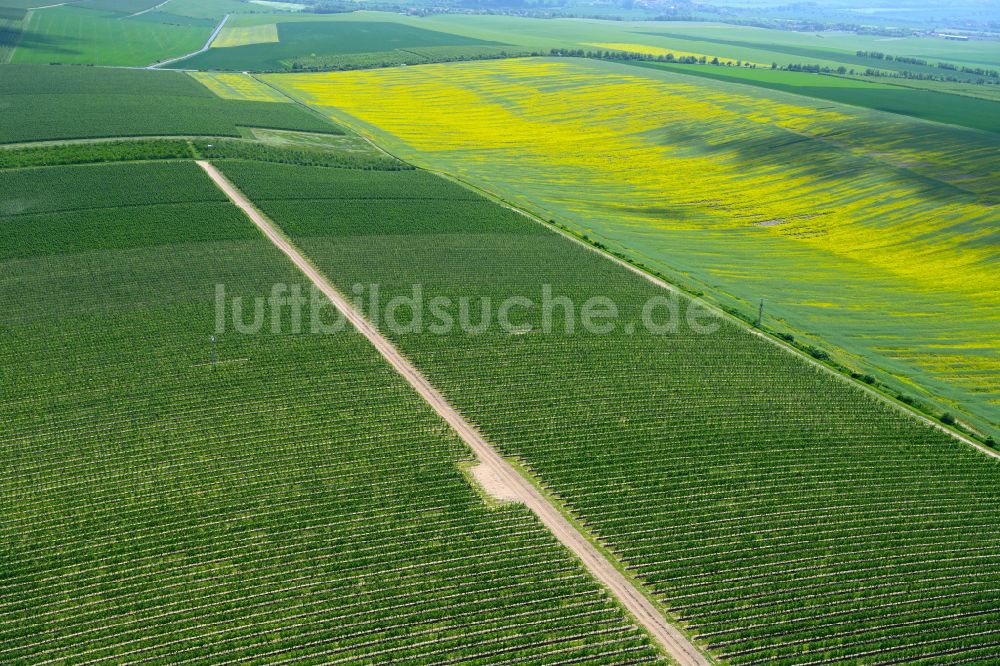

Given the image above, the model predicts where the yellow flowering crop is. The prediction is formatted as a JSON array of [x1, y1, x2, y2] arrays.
[[190, 72, 290, 103], [268, 57, 1000, 431], [212, 24, 279, 49]]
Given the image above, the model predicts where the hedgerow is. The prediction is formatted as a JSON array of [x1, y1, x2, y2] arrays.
[[0, 140, 193, 169], [192, 139, 410, 171]]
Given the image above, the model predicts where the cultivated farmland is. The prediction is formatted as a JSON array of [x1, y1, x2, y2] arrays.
[[219, 158, 1000, 664], [177, 19, 505, 71], [2, 6, 999, 665], [0, 159, 663, 665], [0, 65, 339, 143], [269, 57, 1000, 439], [11, 4, 210, 67], [190, 72, 292, 103]]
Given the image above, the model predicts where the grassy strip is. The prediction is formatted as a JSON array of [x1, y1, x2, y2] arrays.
[[283, 46, 540, 72], [0, 65, 343, 144], [0, 132, 409, 172]]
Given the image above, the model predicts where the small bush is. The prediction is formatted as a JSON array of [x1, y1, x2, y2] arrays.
[[807, 346, 830, 362]]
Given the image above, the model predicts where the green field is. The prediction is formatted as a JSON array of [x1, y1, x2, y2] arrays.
[[11, 5, 210, 66], [0, 158, 662, 664], [0, 0, 54, 7], [74, 0, 168, 12], [179, 19, 506, 71], [159, 0, 257, 20], [0, 65, 340, 143], [394, 13, 1000, 72], [218, 157, 1000, 664], [633, 29, 991, 78]]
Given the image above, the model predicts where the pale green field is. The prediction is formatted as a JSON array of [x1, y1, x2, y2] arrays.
[[11, 5, 209, 66]]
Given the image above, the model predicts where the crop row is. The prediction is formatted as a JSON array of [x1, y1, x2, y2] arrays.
[[221, 160, 1000, 665], [0, 162, 663, 664], [269, 57, 1000, 442]]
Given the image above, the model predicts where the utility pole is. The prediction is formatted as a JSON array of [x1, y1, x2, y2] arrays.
[[210, 335, 217, 370], [756, 299, 764, 327]]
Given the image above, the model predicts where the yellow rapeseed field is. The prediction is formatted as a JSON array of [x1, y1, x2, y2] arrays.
[[269, 57, 1000, 431], [272, 59, 995, 294]]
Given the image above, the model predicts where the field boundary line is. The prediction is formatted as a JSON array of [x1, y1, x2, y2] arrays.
[[426, 167, 1000, 461], [242, 83, 1000, 451], [259, 83, 999, 453], [250, 74, 387, 143], [438, 173, 1000, 461], [196, 159, 714, 666], [309, 107, 997, 458]]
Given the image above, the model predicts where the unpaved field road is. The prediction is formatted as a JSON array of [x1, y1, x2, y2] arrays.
[[198, 160, 711, 666]]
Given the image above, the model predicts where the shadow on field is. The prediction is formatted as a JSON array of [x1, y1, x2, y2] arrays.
[[0, 25, 19, 48], [7, 29, 83, 57], [648, 122, 980, 203]]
